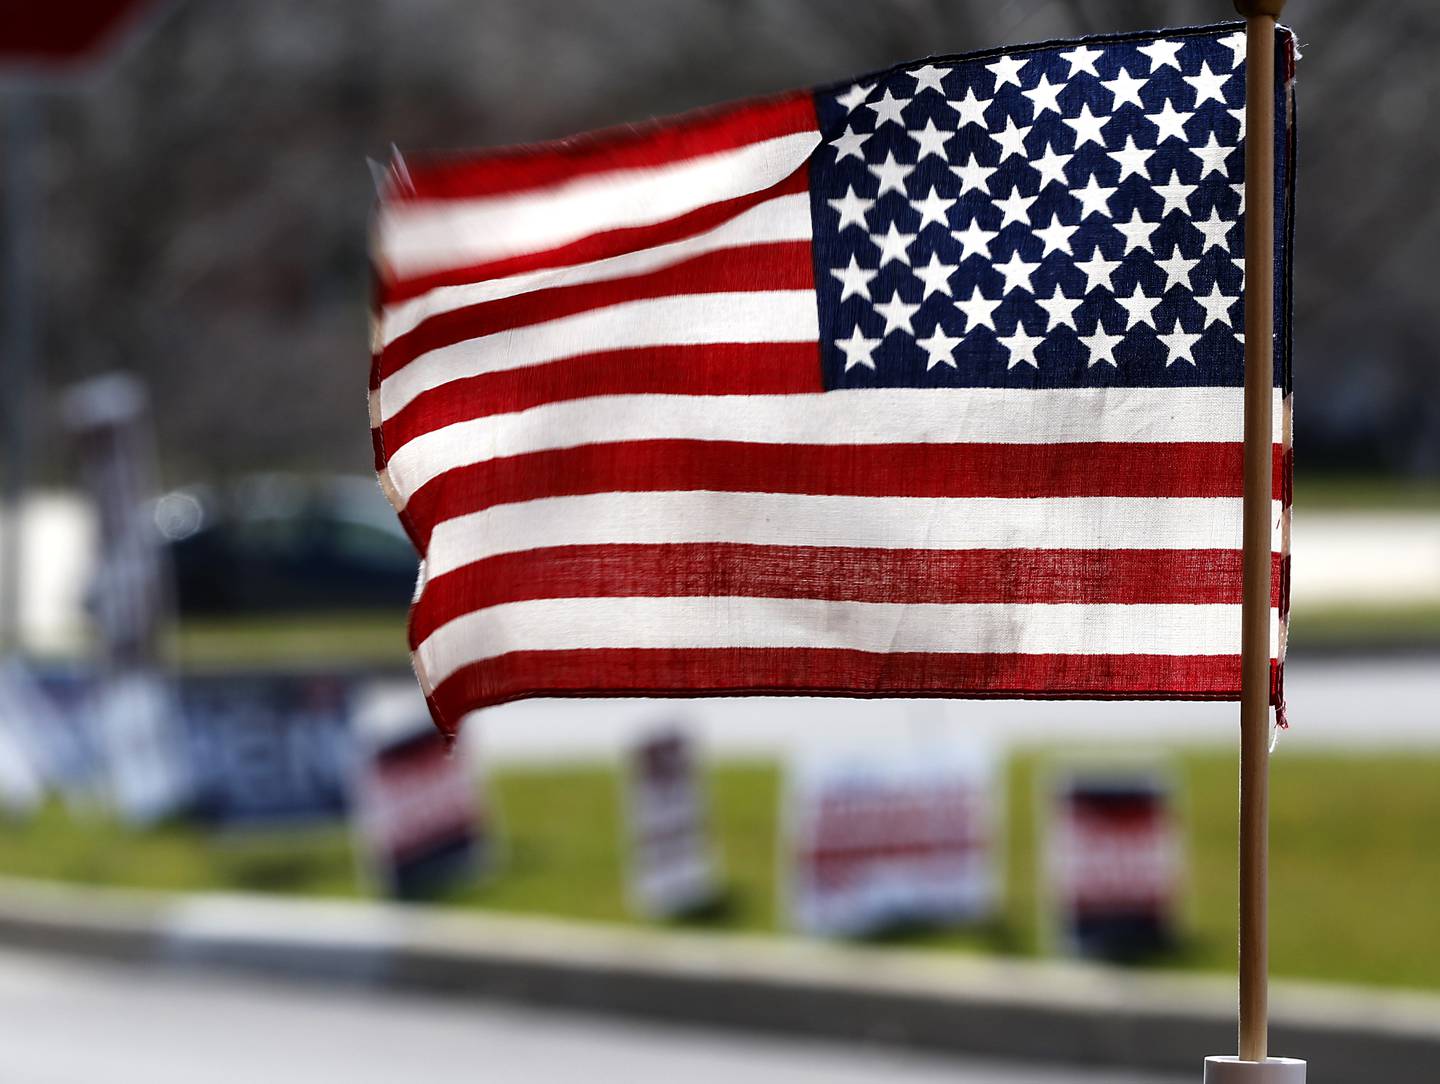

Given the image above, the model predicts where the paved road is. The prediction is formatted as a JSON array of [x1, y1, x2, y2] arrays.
[[468, 650, 1440, 763], [0, 948, 1185, 1084]]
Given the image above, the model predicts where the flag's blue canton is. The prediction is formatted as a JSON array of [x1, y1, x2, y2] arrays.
[[809, 25, 1285, 390]]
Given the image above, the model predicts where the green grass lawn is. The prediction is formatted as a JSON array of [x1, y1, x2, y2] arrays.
[[170, 612, 412, 670], [1294, 475, 1440, 512], [3, 751, 1436, 993], [166, 598, 1440, 671]]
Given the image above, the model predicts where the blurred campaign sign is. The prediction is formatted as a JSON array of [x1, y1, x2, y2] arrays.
[[623, 727, 719, 918], [1044, 762, 1183, 961], [785, 744, 999, 937], [351, 683, 488, 900], [182, 673, 353, 827], [10, 661, 108, 805], [0, 661, 47, 814], [91, 670, 189, 822]]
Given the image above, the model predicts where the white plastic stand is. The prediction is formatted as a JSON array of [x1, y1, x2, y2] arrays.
[[1203, 1056, 1307, 1082]]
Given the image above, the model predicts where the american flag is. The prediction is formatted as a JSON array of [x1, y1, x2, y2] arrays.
[[371, 22, 1295, 737]]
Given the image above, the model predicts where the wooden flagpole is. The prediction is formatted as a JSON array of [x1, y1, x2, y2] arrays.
[[1234, 0, 1285, 1065]]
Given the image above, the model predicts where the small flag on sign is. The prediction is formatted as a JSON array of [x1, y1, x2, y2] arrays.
[[370, 22, 1296, 738]]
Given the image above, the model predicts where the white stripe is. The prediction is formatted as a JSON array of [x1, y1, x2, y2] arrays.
[[383, 387, 1286, 508], [422, 491, 1283, 578], [416, 597, 1279, 689], [377, 291, 819, 422], [380, 193, 812, 347], [379, 131, 820, 278]]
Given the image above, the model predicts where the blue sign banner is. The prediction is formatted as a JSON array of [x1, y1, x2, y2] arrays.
[[181, 672, 354, 827]]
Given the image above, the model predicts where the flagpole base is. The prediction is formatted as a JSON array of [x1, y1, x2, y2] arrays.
[[1203, 1056, 1306, 1082]]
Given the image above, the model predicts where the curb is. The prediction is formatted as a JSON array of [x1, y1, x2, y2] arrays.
[[0, 877, 1436, 1083]]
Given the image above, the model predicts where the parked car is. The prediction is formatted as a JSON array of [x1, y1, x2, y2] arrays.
[[158, 475, 417, 615]]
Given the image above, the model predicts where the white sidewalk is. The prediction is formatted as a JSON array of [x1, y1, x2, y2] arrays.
[[0, 947, 1183, 1084]]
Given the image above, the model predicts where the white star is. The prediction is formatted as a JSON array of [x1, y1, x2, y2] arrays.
[[1231, 181, 1246, 214], [994, 250, 1040, 294], [830, 255, 879, 301], [873, 291, 922, 335], [867, 151, 915, 196], [1071, 174, 1117, 219], [916, 324, 964, 369], [1035, 285, 1083, 331], [1032, 143, 1073, 188], [987, 54, 1030, 89], [1116, 283, 1163, 329], [1190, 133, 1235, 179], [1233, 255, 1246, 283], [836, 326, 881, 370], [1113, 208, 1161, 253], [1062, 103, 1108, 149], [1075, 246, 1120, 292], [835, 83, 873, 113], [1137, 39, 1184, 73], [1079, 323, 1125, 366], [1035, 212, 1079, 256], [955, 285, 1002, 331], [990, 116, 1032, 161], [950, 153, 996, 195], [1059, 44, 1103, 78], [951, 218, 999, 260], [1102, 68, 1148, 109], [1185, 61, 1231, 107], [1145, 99, 1194, 143], [1158, 319, 1202, 366], [994, 185, 1037, 227], [1155, 245, 1199, 291], [870, 221, 918, 267], [1229, 105, 1247, 139], [1193, 207, 1235, 252], [908, 118, 954, 160], [827, 185, 874, 231], [910, 186, 956, 230], [952, 87, 992, 129], [830, 126, 871, 161], [998, 323, 1045, 368], [1195, 283, 1238, 328], [1107, 135, 1155, 182], [866, 88, 912, 128], [1022, 74, 1065, 116], [914, 252, 959, 298], [1153, 169, 1197, 216], [1218, 30, 1247, 69], [908, 64, 949, 94]]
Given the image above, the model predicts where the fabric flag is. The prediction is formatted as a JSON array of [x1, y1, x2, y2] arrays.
[[370, 22, 1296, 738]]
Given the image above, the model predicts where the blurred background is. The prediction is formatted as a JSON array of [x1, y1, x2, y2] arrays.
[[0, 1, 1437, 1082]]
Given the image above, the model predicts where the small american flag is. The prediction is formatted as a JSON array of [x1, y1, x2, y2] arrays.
[[371, 21, 1295, 737]]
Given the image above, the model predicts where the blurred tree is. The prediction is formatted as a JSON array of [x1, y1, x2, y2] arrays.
[[7, 0, 1438, 481]]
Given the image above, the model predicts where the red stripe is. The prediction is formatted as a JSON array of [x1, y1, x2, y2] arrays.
[[425, 650, 1279, 735], [389, 92, 815, 204], [381, 167, 811, 305], [408, 544, 1288, 648], [399, 440, 1287, 550], [378, 241, 813, 383], [380, 343, 822, 456]]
